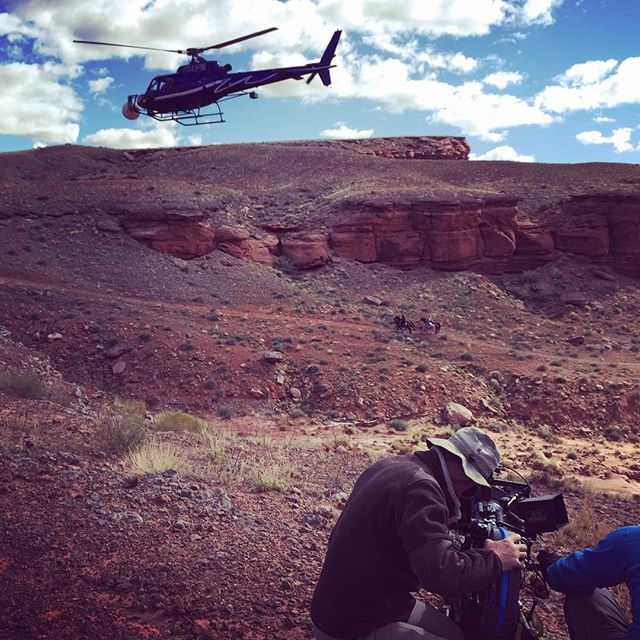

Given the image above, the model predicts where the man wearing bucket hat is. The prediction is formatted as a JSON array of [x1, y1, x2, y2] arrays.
[[310, 426, 527, 640]]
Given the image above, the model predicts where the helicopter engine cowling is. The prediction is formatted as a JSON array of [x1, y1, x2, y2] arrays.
[[122, 101, 140, 120]]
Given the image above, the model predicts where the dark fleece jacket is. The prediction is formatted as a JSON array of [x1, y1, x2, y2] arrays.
[[310, 448, 501, 639]]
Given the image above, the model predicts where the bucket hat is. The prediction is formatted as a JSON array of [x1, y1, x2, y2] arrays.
[[427, 426, 500, 487]]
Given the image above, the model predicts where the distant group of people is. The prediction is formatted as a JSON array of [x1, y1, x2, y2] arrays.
[[393, 313, 441, 335], [310, 426, 639, 640]]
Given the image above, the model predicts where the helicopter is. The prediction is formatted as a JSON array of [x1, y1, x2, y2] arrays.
[[74, 27, 342, 126]]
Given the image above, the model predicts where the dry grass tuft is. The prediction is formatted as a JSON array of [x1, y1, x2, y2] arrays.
[[96, 398, 146, 454], [124, 440, 192, 476], [252, 462, 294, 492]]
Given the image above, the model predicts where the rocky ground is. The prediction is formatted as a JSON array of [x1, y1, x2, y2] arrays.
[[1, 139, 639, 640]]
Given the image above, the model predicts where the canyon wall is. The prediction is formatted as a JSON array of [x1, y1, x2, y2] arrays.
[[120, 192, 640, 277]]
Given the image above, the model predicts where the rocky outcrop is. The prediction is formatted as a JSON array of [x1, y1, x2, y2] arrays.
[[338, 136, 470, 160], [214, 226, 278, 265], [281, 233, 330, 269], [121, 208, 215, 259], [120, 191, 640, 279], [330, 198, 519, 272], [555, 193, 640, 277]]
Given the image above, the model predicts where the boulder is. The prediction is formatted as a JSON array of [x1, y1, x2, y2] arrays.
[[444, 402, 474, 427]]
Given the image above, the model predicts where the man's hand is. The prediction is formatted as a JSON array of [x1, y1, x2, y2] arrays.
[[536, 549, 560, 578], [484, 534, 527, 571]]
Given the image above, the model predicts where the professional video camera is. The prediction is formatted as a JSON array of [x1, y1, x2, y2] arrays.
[[450, 474, 569, 640]]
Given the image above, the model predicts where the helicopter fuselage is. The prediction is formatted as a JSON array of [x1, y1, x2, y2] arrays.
[[134, 61, 333, 114]]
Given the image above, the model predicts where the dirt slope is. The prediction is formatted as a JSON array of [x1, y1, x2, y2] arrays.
[[1, 140, 639, 640]]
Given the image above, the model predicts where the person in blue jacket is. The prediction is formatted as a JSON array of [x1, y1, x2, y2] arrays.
[[538, 526, 640, 640]]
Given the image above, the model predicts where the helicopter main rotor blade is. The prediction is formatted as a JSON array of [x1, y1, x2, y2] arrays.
[[197, 27, 278, 53], [73, 39, 181, 54]]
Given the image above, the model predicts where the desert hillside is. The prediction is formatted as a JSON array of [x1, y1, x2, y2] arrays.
[[1, 138, 639, 640]]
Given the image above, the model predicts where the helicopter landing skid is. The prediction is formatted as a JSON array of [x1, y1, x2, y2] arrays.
[[145, 103, 225, 126]]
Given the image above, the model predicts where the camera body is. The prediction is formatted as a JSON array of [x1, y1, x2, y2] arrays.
[[452, 478, 568, 640]]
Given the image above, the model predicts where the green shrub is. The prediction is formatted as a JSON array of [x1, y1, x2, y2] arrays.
[[415, 363, 428, 373], [218, 405, 233, 420], [153, 410, 208, 434], [389, 419, 408, 432], [96, 398, 146, 454], [253, 463, 292, 492], [0, 369, 47, 400]]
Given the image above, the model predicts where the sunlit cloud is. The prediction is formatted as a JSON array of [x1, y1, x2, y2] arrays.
[[576, 128, 634, 153], [319, 122, 373, 139]]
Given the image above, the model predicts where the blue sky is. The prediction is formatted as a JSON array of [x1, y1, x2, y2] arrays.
[[1, 0, 639, 163]]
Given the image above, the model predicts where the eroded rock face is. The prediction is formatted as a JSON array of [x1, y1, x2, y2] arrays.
[[121, 208, 215, 259], [214, 226, 278, 265], [281, 233, 330, 269], [121, 191, 640, 278], [330, 198, 519, 272], [558, 193, 640, 277], [339, 136, 470, 160]]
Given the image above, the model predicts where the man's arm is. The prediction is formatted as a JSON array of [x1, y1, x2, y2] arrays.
[[546, 528, 630, 593], [397, 480, 506, 597], [408, 535, 526, 596]]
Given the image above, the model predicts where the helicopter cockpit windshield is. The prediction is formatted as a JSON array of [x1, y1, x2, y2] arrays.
[[147, 76, 174, 94]]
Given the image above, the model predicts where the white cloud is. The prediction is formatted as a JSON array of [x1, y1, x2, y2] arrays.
[[83, 125, 179, 149], [88, 76, 113, 94], [319, 0, 510, 37], [516, 0, 565, 25], [483, 71, 524, 89], [417, 49, 478, 74], [470, 145, 535, 161], [537, 57, 640, 113], [559, 59, 618, 86], [593, 115, 614, 123], [576, 128, 634, 153], [431, 82, 553, 141], [319, 122, 373, 139], [0, 61, 82, 143]]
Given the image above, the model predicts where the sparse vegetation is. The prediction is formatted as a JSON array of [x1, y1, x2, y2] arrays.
[[0, 368, 48, 400], [253, 462, 293, 492], [389, 418, 409, 432], [153, 410, 208, 434], [96, 398, 146, 454], [218, 405, 234, 420], [124, 440, 192, 475]]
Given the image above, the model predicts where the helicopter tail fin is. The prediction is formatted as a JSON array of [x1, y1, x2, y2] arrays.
[[318, 30, 341, 86]]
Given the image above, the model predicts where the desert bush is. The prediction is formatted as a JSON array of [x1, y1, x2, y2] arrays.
[[253, 463, 293, 492], [0, 369, 47, 400], [530, 450, 563, 477], [124, 440, 191, 475], [389, 419, 409, 432], [153, 410, 208, 434], [96, 399, 146, 454], [218, 405, 233, 420]]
